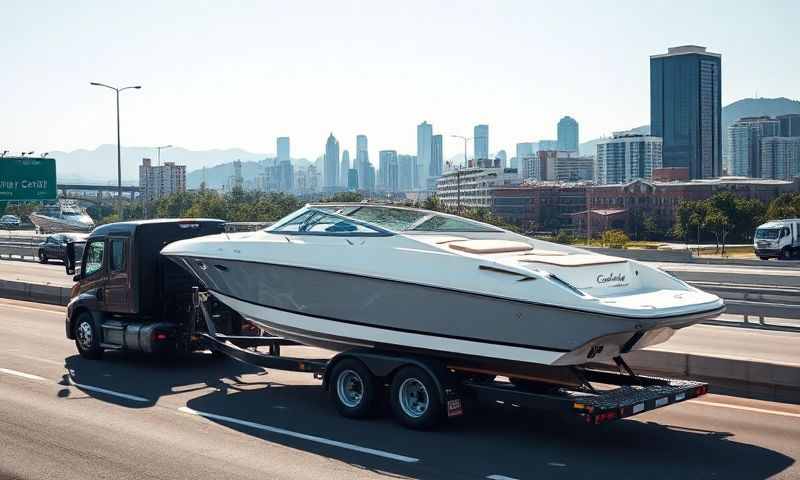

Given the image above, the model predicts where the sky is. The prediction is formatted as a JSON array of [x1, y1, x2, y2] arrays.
[[2, 0, 798, 164]]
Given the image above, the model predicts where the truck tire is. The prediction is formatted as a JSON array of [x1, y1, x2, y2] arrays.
[[329, 359, 378, 419], [74, 312, 103, 360], [390, 366, 443, 430], [38, 250, 48, 264], [759, 257, 769, 261], [781, 248, 791, 260]]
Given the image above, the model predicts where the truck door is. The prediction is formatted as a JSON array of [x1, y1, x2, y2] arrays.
[[80, 238, 107, 309], [104, 237, 131, 313]]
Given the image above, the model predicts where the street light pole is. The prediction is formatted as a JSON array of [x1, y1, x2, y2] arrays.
[[90, 82, 141, 217]]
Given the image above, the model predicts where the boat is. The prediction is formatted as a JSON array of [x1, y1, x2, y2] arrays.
[[160, 204, 724, 367], [29, 200, 95, 234]]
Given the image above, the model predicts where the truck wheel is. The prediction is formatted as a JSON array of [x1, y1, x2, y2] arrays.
[[781, 249, 791, 260], [38, 250, 48, 263], [74, 312, 103, 360], [758, 257, 769, 261], [390, 366, 443, 430], [329, 359, 377, 419]]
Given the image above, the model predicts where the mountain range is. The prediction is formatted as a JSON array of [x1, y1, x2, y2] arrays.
[[42, 97, 800, 185]]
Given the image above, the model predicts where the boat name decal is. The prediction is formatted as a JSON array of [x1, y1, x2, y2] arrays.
[[596, 273, 626, 285]]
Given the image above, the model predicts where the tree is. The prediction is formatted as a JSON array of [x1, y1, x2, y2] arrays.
[[602, 229, 630, 248], [673, 200, 696, 244], [642, 214, 659, 241], [766, 193, 800, 221], [704, 207, 732, 254], [322, 192, 363, 203]]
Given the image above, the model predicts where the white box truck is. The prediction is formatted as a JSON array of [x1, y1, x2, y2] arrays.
[[754, 219, 800, 260]]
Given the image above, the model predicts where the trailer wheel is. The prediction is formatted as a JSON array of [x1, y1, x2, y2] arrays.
[[74, 312, 103, 360], [390, 366, 443, 430], [329, 359, 377, 419]]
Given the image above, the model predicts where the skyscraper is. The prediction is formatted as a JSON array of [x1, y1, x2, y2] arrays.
[[324, 133, 339, 189], [727, 116, 780, 177], [474, 124, 489, 160], [760, 137, 800, 180], [596, 132, 663, 184], [538, 139, 558, 151], [416, 121, 433, 189], [277, 137, 290, 162], [397, 154, 415, 191], [557, 116, 579, 153], [340, 149, 350, 187], [778, 114, 800, 137], [495, 149, 507, 168], [356, 134, 368, 188], [650, 45, 722, 179], [379, 150, 399, 193], [431, 134, 443, 178]]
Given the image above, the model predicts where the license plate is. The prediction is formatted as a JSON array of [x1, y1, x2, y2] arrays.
[[655, 397, 669, 407], [447, 399, 463, 417], [632, 403, 645, 414]]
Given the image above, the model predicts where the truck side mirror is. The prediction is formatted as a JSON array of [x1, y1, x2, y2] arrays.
[[73, 273, 81, 282]]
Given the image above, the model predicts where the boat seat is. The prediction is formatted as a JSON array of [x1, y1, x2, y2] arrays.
[[448, 239, 533, 254], [518, 253, 625, 267]]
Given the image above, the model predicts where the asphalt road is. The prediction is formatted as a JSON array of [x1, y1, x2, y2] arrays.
[[1, 299, 799, 480], [0, 259, 72, 287]]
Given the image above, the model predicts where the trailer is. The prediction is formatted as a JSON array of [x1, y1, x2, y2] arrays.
[[64, 219, 709, 430]]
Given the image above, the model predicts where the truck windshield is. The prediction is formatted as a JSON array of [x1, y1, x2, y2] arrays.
[[755, 228, 780, 240]]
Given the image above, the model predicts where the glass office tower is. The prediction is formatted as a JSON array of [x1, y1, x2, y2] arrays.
[[650, 45, 722, 179]]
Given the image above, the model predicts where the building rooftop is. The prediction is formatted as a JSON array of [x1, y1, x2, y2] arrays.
[[651, 45, 721, 59]]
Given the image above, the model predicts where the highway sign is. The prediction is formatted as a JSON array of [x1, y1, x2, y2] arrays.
[[0, 157, 57, 201]]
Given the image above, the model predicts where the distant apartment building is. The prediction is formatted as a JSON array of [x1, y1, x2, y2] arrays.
[[226, 160, 243, 191], [347, 168, 359, 190], [139, 158, 186, 202], [650, 45, 722, 179], [397, 154, 415, 191], [436, 166, 520, 209], [416, 121, 433, 189], [495, 150, 507, 168], [295, 165, 320, 195], [431, 134, 443, 178], [595, 132, 663, 184], [554, 155, 594, 182], [538, 139, 558, 151], [340, 150, 350, 187], [474, 124, 489, 160], [557, 116, 579, 153], [727, 116, 780, 177], [356, 134, 369, 189], [779, 114, 800, 137], [257, 158, 294, 193], [761, 137, 800, 180], [516, 142, 537, 180], [379, 150, 399, 193]]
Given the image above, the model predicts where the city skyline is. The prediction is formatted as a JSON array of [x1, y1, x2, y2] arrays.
[[2, 1, 798, 162]]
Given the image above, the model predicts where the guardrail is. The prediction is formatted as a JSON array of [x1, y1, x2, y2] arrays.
[[0, 242, 38, 260]]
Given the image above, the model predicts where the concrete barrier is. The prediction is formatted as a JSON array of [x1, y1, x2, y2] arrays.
[[0, 279, 71, 306], [598, 349, 800, 404]]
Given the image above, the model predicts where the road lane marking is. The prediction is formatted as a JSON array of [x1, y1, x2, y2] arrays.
[[178, 407, 419, 463], [487, 475, 520, 480], [691, 400, 800, 419], [67, 376, 150, 403], [0, 367, 47, 382], [0, 302, 64, 316]]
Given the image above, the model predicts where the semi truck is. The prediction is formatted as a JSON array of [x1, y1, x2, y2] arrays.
[[754, 219, 800, 260], [64, 218, 709, 429]]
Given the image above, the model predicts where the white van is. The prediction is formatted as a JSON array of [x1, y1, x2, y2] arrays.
[[754, 219, 800, 260]]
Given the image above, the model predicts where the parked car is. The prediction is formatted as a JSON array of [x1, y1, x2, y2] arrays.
[[0, 214, 21, 228], [37, 233, 88, 264]]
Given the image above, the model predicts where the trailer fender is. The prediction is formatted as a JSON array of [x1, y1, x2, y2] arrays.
[[324, 350, 455, 405]]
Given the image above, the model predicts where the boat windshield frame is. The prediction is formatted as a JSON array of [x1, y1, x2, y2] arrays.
[[269, 208, 395, 237]]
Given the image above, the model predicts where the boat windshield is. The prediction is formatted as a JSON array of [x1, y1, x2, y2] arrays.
[[315, 205, 499, 233], [272, 210, 391, 236], [755, 228, 781, 240]]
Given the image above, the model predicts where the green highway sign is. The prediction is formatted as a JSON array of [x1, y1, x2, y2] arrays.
[[0, 157, 57, 201]]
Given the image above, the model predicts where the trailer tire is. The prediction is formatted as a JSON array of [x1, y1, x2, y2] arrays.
[[390, 366, 443, 430], [74, 312, 103, 360], [329, 359, 378, 419]]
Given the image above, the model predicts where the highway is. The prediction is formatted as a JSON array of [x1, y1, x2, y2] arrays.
[[1, 298, 799, 479], [0, 259, 72, 287]]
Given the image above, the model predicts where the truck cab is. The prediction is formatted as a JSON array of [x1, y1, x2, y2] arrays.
[[754, 219, 800, 260], [65, 218, 236, 358]]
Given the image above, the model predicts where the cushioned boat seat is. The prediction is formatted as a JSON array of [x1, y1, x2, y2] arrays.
[[448, 239, 533, 254]]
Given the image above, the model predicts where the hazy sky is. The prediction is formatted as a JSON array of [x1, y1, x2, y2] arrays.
[[2, 0, 798, 162]]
